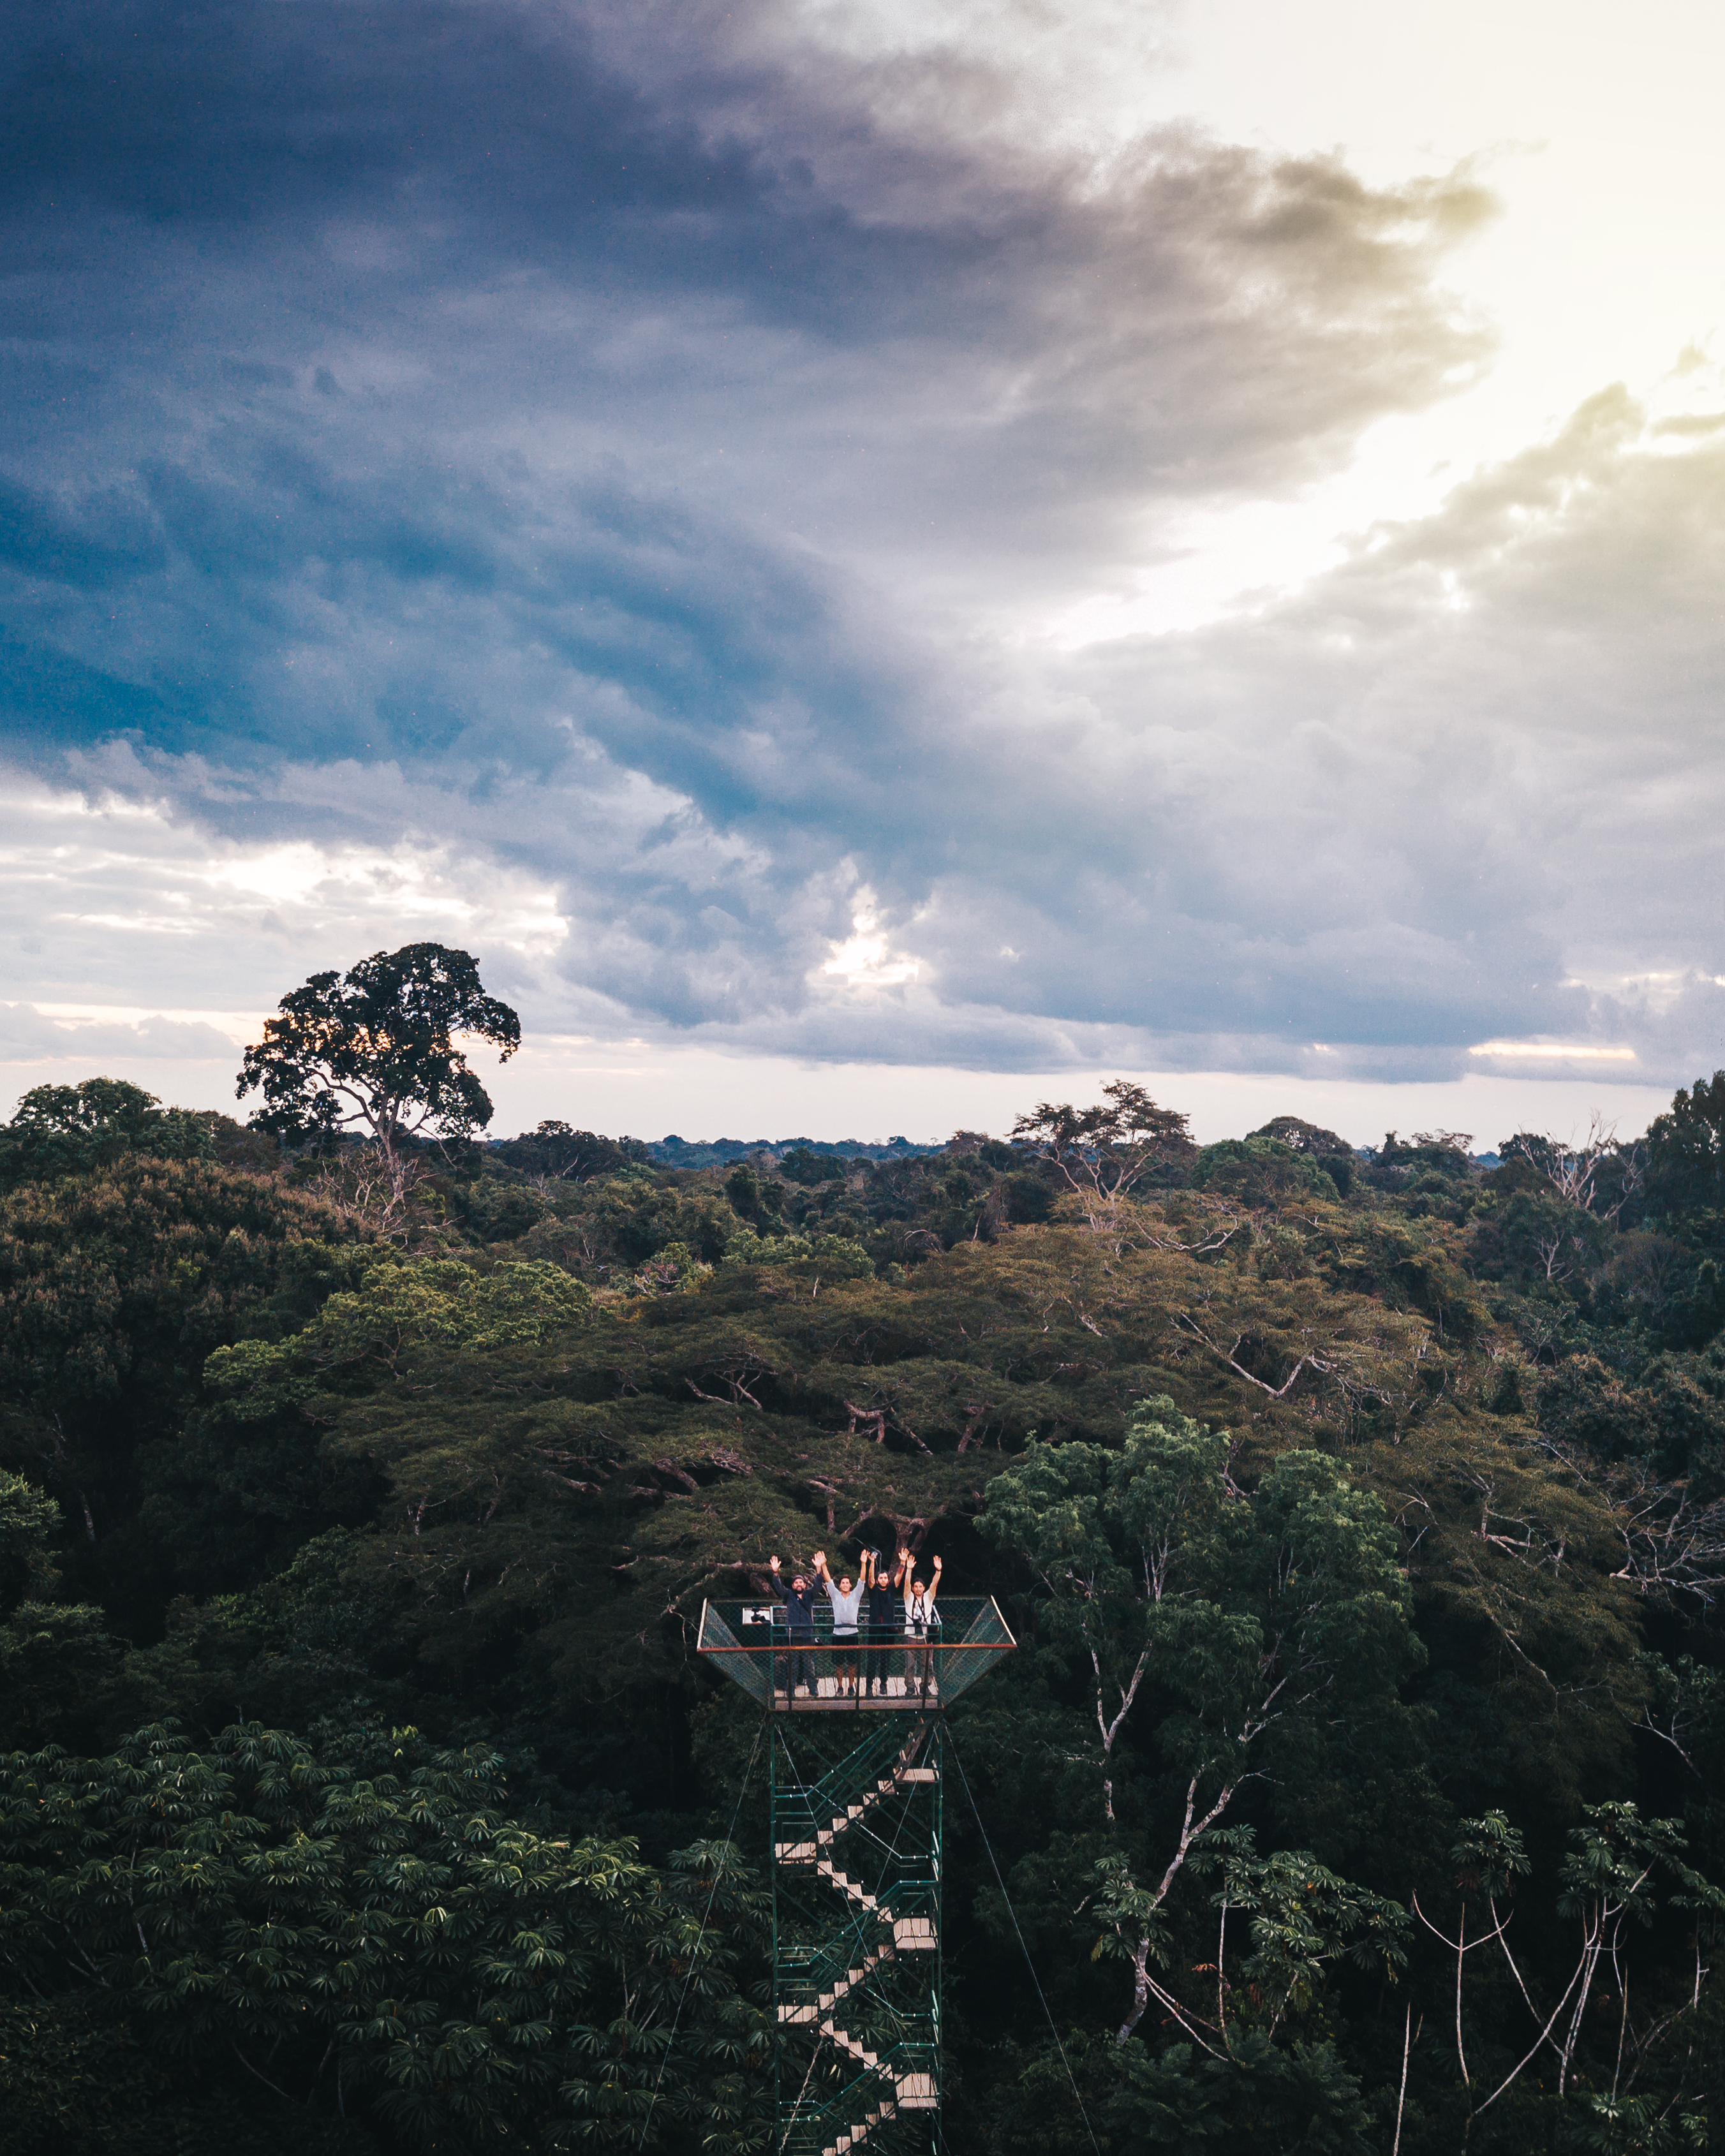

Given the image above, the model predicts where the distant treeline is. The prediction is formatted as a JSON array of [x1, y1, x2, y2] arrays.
[[633, 1132, 943, 1169]]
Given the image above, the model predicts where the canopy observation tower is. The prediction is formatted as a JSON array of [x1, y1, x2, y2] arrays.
[[697, 1592, 1016, 2156]]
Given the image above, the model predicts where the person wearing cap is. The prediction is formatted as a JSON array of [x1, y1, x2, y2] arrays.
[[903, 1551, 943, 1704], [769, 1554, 817, 1699]]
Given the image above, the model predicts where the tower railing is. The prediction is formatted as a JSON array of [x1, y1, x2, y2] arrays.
[[696, 1594, 1015, 1713]]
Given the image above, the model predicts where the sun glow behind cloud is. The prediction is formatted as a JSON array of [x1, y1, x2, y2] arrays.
[[820, 904, 922, 992], [960, 0, 1725, 647], [1470, 1042, 1639, 1063]]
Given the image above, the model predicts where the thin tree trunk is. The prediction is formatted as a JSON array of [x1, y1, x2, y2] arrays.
[[1116, 1778, 1236, 2042], [1391, 2003, 1414, 2156], [1559, 1921, 1605, 2095]]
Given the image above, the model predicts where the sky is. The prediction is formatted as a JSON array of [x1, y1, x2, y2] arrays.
[[2, 0, 1722, 1148]]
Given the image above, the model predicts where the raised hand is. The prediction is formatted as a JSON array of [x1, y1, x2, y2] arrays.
[[769, 1554, 781, 1571]]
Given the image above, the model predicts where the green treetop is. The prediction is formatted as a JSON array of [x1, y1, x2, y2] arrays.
[[237, 943, 521, 1167]]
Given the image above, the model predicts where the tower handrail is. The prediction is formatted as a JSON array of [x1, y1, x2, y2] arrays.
[[696, 1594, 1014, 1712]]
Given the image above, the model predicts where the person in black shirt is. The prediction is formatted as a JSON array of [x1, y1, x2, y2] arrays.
[[769, 1554, 817, 1699], [862, 1546, 903, 1697]]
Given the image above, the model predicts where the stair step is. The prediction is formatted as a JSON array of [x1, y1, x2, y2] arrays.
[[781, 1946, 891, 2023], [820, 2084, 907, 2155], [822, 2026, 878, 2067], [818, 1865, 880, 1910], [808, 1732, 933, 1847]]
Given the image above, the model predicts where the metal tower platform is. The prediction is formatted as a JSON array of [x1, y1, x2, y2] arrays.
[[698, 1597, 1015, 2156]]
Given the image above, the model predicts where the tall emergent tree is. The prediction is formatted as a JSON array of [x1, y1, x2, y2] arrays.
[[981, 1398, 1421, 2046], [1643, 1071, 1725, 1215], [236, 943, 521, 1171], [1011, 1079, 1194, 1225]]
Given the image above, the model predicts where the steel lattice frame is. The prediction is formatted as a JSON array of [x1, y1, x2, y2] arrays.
[[771, 1713, 942, 2156], [697, 1596, 1014, 2156]]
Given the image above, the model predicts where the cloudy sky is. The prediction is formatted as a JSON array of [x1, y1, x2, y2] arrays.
[[3, 0, 1722, 1144]]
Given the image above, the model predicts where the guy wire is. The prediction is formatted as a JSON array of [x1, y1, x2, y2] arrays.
[[642, 1708, 767, 2143], [945, 1723, 1104, 2156]]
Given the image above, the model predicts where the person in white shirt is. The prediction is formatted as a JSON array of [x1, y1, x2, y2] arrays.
[[903, 1552, 942, 1703], [813, 1549, 864, 1698]]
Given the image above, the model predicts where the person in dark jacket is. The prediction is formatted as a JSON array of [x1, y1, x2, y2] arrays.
[[862, 1546, 904, 1697], [769, 1554, 817, 1698]]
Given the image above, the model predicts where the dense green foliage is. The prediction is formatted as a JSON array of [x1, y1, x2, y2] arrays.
[[8, 1040, 1725, 2152], [0, 1722, 766, 2155], [0, 1077, 216, 1188]]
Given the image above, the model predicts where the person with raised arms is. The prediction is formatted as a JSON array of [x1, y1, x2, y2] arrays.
[[767, 1554, 817, 1699], [903, 1550, 943, 1704], [862, 1545, 905, 1698], [811, 1547, 864, 1698]]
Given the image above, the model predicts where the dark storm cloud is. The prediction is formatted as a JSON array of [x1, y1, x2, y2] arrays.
[[1, 1, 727, 237], [0, 474, 165, 587], [15, 0, 1693, 1081], [0, 0, 1490, 368]]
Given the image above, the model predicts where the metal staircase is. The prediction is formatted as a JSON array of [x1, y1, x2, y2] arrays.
[[774, 1723, 934, 1865], [773, 1716, 942, 2156], [696, 1592, 1015, 2156]]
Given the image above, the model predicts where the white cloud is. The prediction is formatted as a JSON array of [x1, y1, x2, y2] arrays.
[[0, 769, 571, 1029]]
